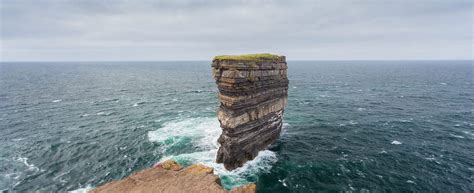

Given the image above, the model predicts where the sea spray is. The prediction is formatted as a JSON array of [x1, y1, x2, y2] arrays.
[[148, 117, 278, 190]]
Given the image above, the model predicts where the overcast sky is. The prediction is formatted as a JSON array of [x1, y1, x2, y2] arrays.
[[0, 0, 472, 61]]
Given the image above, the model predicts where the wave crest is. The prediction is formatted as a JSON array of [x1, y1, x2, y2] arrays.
[[148, 117, 278, 190]]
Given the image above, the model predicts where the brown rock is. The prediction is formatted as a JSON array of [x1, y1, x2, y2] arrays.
[[182, 164, 214, 175], [231, 183, 256, 193], [90, 160, 226, 193], [154, 159, 182, 171], [212, 53, 288, 170]]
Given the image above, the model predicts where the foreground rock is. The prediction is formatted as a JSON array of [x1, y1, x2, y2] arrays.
[[90, 160, 255, 193], [212, 53, 288, 170]]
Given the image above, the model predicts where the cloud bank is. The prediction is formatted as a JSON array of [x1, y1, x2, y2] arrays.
[[1, 0, 472, 61]]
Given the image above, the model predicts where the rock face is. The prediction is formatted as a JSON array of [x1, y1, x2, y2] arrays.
[[90, 160, 255, 193], [212, 53, 288, 170]]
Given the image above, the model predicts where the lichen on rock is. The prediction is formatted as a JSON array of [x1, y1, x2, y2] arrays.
[[155, 159, 182, 171]]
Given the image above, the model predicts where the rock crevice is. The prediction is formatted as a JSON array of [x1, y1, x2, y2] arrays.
[[212, 54, 288, 170]]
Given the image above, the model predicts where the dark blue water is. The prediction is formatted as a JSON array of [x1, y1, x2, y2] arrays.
[[0, 61, 473, 192]]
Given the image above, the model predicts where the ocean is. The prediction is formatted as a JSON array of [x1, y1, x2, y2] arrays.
[[0, 61, 472, 192]]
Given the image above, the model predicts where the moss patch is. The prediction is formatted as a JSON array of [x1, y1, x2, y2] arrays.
[[214, 53, 282, 61]]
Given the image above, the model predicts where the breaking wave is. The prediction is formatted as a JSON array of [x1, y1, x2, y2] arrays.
[[148, 117, 278, 190]]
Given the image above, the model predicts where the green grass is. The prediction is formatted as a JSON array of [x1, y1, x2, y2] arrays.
[[213, 53, 282, 61]]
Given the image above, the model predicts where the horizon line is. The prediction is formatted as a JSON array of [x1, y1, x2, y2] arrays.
[[1, 59, 473, 63]]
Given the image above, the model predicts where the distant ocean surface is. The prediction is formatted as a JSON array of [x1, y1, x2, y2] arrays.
[[0, 61, 473, 192]]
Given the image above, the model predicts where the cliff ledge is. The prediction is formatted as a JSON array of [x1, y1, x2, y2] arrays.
[[90, 160, 255, 193]]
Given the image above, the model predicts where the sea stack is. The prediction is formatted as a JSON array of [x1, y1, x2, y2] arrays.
[[212, 53, 288, 170]]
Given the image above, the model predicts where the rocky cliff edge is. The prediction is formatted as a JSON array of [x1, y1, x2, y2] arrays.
[[90, 160, 255, 193]]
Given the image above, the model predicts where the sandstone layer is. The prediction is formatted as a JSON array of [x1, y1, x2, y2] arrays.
[[212, 54, 288, 170], [90, 160, 255, 193]]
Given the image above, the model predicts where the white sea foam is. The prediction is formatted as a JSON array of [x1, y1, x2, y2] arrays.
[[425, 157, 441, 164], [12, 138, 25, 141], [462, 131, 474, 138], [450, 134, 464, 139], [391, 140, 402, 145], [52, 99, 62, 103], [17, 157, 40, 171], [80, 113, 90, 117], [148, 117, 278, 189], [349, 120, 358, 125], [96, 112, 112, 116], [133, 102, 145, 107], [148, 117, 220, 148], [281, 123, 290, 136], [69, 185, 93, 193], [279, 179, 288, 187], [399, 118, 413, 123], [425, 157, 436, 161]]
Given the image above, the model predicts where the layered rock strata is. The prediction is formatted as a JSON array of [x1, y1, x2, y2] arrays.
[[212, 54, 288, 170], [90, 160, 255, 193]]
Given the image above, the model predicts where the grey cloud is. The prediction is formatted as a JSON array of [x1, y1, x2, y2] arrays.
[[0, 0, 472, 61]]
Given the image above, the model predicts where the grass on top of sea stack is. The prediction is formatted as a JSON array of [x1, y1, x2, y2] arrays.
[[213, 53, 283, 61]]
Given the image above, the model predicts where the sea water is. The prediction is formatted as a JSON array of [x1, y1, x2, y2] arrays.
[[0, 61, 472, 192]]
